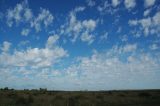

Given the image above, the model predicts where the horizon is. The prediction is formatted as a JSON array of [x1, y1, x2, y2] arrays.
[[1, 87, 160, 91], [0, 0, 160, 90]]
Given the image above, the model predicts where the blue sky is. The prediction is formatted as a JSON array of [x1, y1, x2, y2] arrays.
[[0, 0, 160, 90]]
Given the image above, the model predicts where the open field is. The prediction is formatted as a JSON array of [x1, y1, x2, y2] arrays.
[[0, 88, 160, 106]]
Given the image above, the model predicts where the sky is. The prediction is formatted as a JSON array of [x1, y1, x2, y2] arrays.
[[0, 0, 160, 90]]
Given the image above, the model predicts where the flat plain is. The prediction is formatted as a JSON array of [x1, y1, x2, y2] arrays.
[[0, 89, 160, 106]]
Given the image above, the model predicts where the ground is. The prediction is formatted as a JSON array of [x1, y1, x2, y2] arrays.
[[0, 89, 160, 106]]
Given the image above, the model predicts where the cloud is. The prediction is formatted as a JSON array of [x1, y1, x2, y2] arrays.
[[128, 19, 138, 26], [99, 32, 108, 41], [21, 28, 30, 36], [122, 43, 137, 53], [64, 46, 160, 90], [124, 0, 136, 10], [86, 0, 95, 7], [82, 19, 96, 31], [0, 41, 11, 52], [112, 0, 120, 7], [31, 8, 54, 32], [74, 6, 86, 12], [128, 11, 160, 36], [1, 0, 160, 90], [120, 34, 128, 42], [0, 42, 160, 90], [24, 8, 33, 21], [144, 0, 156, 8], [5, 0, 53, 33], [0, 47, 67, 68], [62, 7, 97, 44], [143, 9, 151, 17], [6, 0, 31, 27], [97, 1, 120, 15], [149, 44, 158, 50], [0, 36, 67, 69], [153, 11, 160, 26], [46, 34, 59, 49], [81, 31, 94, 44], [18, 40, 30, 47]]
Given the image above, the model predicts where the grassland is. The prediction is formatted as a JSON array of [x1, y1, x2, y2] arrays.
[[0, 88, 160, 106]]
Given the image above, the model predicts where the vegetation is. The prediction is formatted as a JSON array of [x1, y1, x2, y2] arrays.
[[0, 88, 160, 106]]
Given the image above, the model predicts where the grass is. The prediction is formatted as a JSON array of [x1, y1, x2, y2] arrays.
[[0, 88, 160, 106]]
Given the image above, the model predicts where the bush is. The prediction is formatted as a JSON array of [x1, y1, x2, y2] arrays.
[[16, 96, 28, 105], [28, 95, 34, 103], [4, 87, 9, 90], [55, 95, 63, 100], [15, 95, 34, 105], [68, 97, 76, 106], [138, 92, 151, 97]]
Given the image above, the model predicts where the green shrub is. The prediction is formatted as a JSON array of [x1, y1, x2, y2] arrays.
[[138, 92, 151, 97], [28, 95, 34, 103], [16, 96, 28, 105]]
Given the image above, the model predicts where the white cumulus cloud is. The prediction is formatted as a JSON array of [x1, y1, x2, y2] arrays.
[[112, 0, 120, 7], [31, 8, 54, 32], [0, 41, 11, 52], [124, 0, 136, 10], [21, 28, 30, 36], [128, 11, 160, 37], [144, 0, 156, 8], [46, 35, 59, 49], [0, 36, 67, 69], [62, 7, 97, 44]]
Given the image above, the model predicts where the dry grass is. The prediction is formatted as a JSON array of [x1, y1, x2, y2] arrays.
[[0, 88, 160, 106]]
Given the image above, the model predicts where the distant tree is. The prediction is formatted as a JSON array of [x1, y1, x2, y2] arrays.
[[24, 89, 29, 91], [10, 88, 14, 91], [39, 88, 47, 91], [4, 87, 9, 90]]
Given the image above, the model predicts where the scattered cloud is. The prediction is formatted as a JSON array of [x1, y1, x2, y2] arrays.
[[21, 28, 30, 36], [0, 41, 11, 52], [74, 6, 86, 13], [144, 0, 156, 8], [150, 44, 158, 50], [18, 40, 30, 47], [6, 0, 31, 27], [46, 34, 59, 49], [122, 43, 137, 53], [143, 8, 152, 17], [86, 0, 95, 7], [81, 31, 94, 44], [112, 0, 120, 7], [63, 46, 160, 90], [0, 0, 160, 90], [31, 8, 54, 32], [97, 1, 118, 15], [128, 11, 160, 36], [5, 0, 53, 33], [24, 8, 33, 21], [82, 19, 96, 31], [120, 34, 128, 42], [62, 7, 97, 44], [124, 0, 136, 10], [99, 32, 108, 41], [0, 36, 67, 69]]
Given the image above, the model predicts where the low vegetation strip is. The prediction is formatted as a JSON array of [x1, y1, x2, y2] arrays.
[[0, 88, 160, 106]]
